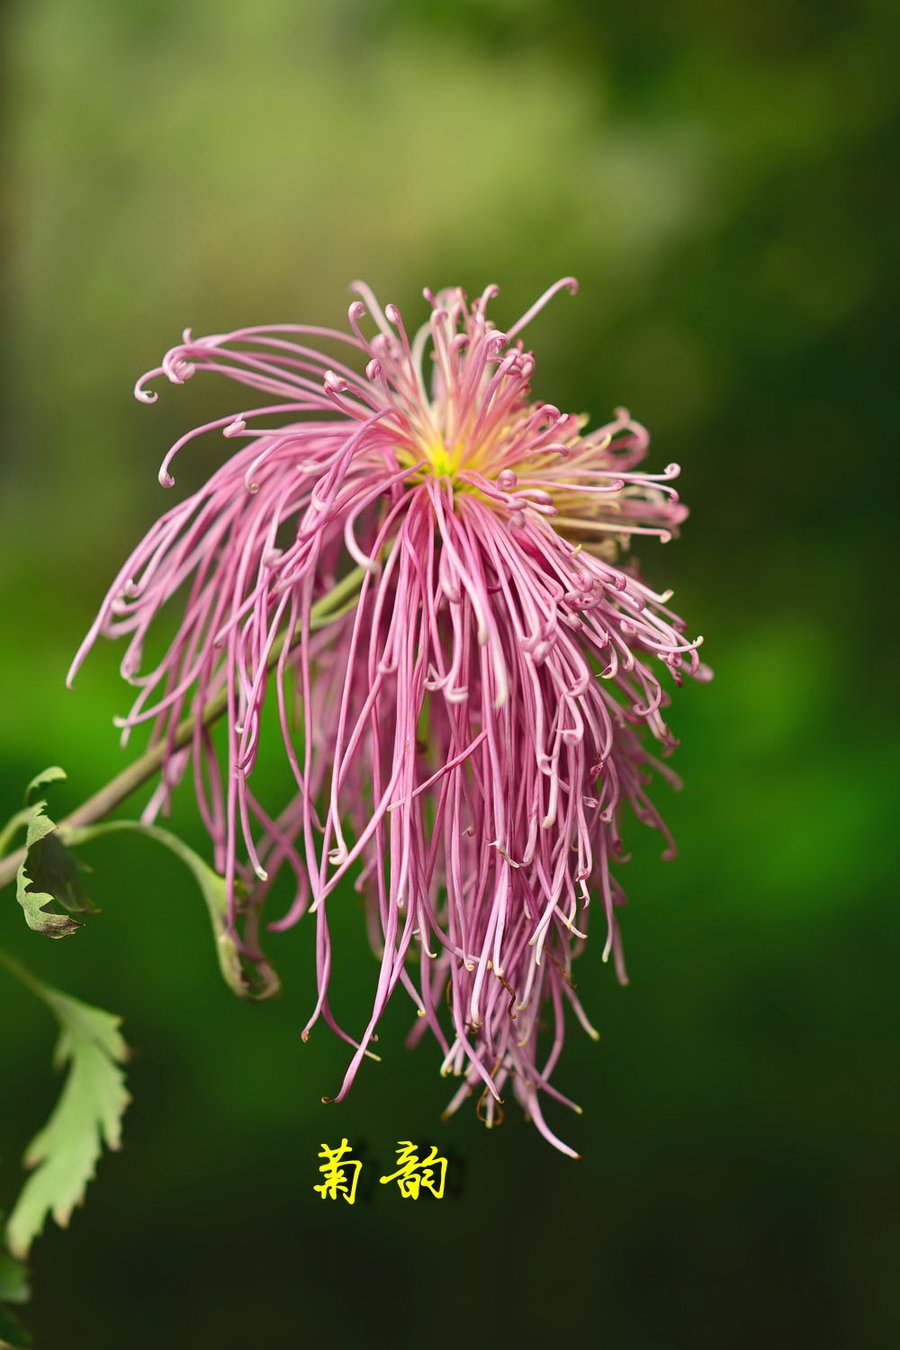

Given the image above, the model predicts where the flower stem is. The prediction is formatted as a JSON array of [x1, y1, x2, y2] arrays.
[[0, 947, 47, 998], [0, 565, 368, 892]]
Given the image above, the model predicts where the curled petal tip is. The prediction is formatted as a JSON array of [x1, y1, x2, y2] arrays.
[[323, 370, 348, 394], [71, 275, 707, 1157]]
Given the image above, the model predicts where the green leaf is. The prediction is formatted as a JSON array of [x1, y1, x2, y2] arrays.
[[0, 812, 29, 862], [0, 1241, 30, 1348], [0, 1141, 32, 1349], [64, 821, 280, 1001], [0, 1247, 29, 1306], [16, 769, 97, 939], [1, 963, 130, 1260], [24, 768, 66, 798], [0, 1303, 32, 1349]]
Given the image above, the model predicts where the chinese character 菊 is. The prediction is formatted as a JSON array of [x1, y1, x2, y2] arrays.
[[314, 1138, 362, 1204]]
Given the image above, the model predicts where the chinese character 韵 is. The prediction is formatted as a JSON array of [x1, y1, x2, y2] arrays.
[[379, 1142, 447, 1199], [314, 1138, 362, 1204]]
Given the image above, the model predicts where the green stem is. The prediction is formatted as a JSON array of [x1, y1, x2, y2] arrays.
[[0, 949, 46, 1001], [0, 565, 367, 893]]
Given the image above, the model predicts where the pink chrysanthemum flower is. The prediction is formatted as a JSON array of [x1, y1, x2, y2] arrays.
[[70, 280, 708, 1155]]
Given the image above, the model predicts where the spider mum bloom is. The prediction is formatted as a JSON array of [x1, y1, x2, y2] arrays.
[[70, 279, 709, 1155]]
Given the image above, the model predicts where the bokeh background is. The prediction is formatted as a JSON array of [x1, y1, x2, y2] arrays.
[[1, 1, 898, 1346]]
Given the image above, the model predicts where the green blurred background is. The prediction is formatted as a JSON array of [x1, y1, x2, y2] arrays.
[[1, 1, 897, 1346]]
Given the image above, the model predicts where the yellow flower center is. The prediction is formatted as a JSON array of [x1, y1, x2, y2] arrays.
[[423, 438, 456, 477]]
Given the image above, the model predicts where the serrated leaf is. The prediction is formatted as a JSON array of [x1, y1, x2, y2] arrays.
[[64, 821, 280, 1001], [0, 1246, 29, 1305], [16, 769, 97, 939], [0, 811, 29, 862], [24, 768, 67, 799], [1, 1120, 32, 1346], [3, 972, 129, 1260]]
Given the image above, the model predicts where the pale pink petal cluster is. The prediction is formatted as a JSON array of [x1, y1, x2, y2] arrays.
[[71, 280, 708, 1154]]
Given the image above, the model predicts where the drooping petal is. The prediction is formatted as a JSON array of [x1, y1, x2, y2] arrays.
[[73, 282, 709, 1153]]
